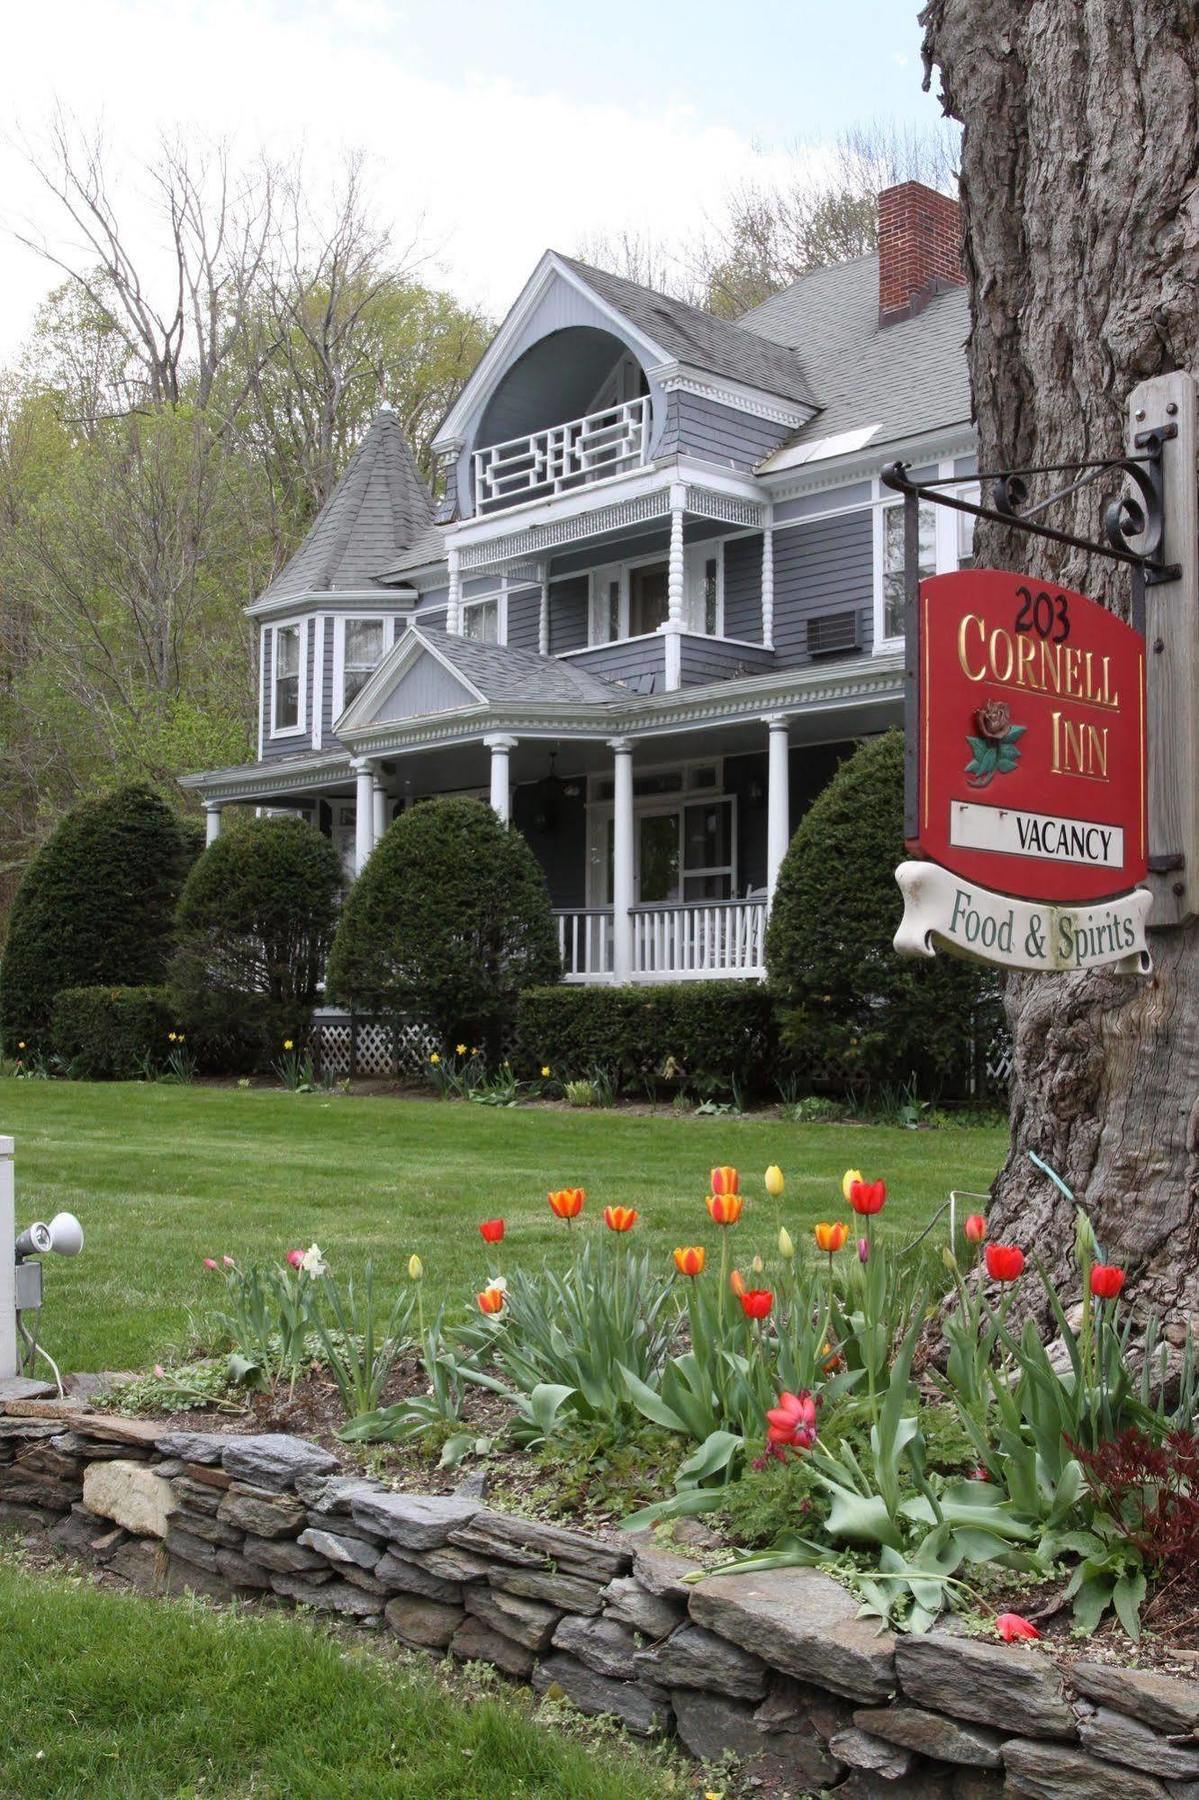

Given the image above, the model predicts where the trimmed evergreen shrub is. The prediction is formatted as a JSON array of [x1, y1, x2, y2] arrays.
[[765, 730, 1001, 1098], [51, 986, 173, 1080], [0, 784, 198, 1056], [517, 981, 777, 1098], [327, 797, 560, 1053], [172, 816, 343, 1070]]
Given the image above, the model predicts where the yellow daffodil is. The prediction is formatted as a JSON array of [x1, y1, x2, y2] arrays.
[[283, 1039, 294, 1051], [456, 1043, 467, 1055], [764, 1164, 785, 1197], [841, 1167, 863, 1202], [541, 1065, 551, 1078], [429, 1052, 440, 1066]]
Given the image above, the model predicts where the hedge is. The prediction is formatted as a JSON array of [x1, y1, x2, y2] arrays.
[[517, 982, 777, 1098], [0, 784, 198, 1057], [51, 986, 174, 1081], [327, 797, 560, 1054], [765, 730, 1001, 1097], [171, 816, 343, 1070]]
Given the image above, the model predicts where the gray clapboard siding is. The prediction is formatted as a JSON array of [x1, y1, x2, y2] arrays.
[[321, 616, 335, 742], [722, 534, 764, 642], [658, 393, 790, 469], [567, 636, 665, 693], [774, 481, 873, 524], [507, 585, 541, 652], [772, 511, 874, 669], [376, 656, 473, 723], [548, 576, 589, 654], [679, 635, 775, 687], [416, 586, 449, 615]]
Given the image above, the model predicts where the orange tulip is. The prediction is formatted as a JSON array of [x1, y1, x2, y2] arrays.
[[548, 1187, 585, 1220], [730, 1268, 746, 1298], [673, 1245, 706, 1277], [706, 1192, 744, 1226], [710, 1166, 740, 1195], [814, 1221, 849, 1253], [603, 1205, 638, 1232], [477, 1286, 505, 1314]]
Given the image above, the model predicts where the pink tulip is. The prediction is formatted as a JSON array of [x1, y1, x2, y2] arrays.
[[857, 1236, 870, 1263], [202, 1257, 218, 1270], [222, 1254, 235, 1268], [285, 1248, 305, 1269]]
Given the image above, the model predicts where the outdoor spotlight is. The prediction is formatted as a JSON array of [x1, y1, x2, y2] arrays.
[[14, 1221, 52, 1260], [14, 1212, 83, 1260]]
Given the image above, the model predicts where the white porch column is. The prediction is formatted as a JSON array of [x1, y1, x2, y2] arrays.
[[0, 1136, 15, 1380], [609, 737, 635, 983], [485, 733, 517, 824], [372, 773, 388, 845], [204, 802, 223, 846], [765, 714, 791, 907], [537, 562, 550, 657], [352, 757, 376, 874], [663, 482, 686, 692], [761, 520, 775, 651], [447, 546, 462, 636]]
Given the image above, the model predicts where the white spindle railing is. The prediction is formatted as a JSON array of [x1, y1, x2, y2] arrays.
[[474, 397, 650, 514], [553, 899, 766, 983]]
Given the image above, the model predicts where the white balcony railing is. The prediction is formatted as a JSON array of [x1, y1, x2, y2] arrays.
[[553, 898, 766, 984], [474, 396, 650, 514]]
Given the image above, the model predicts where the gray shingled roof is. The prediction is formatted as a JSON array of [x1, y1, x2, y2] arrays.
[[416, 629, 621, 705], [559, 255, 818, 410], [378, 524, 447, 581], [738, 254, 973, 452], [257, 407, 434, 606]]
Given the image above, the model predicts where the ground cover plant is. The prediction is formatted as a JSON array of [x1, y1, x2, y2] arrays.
[[0, 1556, 684, 1800]]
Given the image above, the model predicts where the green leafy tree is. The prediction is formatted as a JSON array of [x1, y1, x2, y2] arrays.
[[0, 783, 197, 1054], [171, 817, 343, 1070], [765, 731, 1000, 1098], [327, 797, 560, 1053]]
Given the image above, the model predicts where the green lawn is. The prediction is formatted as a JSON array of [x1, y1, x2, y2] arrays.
[[0, 1559, 685, 1800], [0, 1082, 1007, 1371]]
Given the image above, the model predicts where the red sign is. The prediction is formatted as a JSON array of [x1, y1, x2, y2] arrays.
[[910, 569, 1147, 904]]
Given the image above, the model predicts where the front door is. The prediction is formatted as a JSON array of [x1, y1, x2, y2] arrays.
[[587, 796, 736, 906]]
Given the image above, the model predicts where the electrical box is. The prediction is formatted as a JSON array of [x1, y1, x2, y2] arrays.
[[15, 1260, 42, 1312]]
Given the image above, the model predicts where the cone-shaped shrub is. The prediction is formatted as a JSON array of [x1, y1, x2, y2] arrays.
[[172, 816, 343, 1070], [327, 796, 559, 1053], [765, 730, 1000, 1098], [0, 783, 197, 1055]]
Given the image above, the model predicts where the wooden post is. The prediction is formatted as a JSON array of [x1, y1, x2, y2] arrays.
[[0, 1137, 16, 1380], [1129, 372, 1199, 926]]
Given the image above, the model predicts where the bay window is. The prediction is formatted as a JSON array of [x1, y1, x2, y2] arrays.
[[342, 618, 385, 706], [272, 623, 303, 733]]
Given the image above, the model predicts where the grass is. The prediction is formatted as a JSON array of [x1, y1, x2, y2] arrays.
[[0, 1081, 1006, 1371], [0, 1558, 685, 1800]]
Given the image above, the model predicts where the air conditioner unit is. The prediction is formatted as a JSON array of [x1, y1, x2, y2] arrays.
[[806, 610, 861, 658]]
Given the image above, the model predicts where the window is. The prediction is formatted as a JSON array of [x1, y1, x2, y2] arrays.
[[272, 624, 303, 733], [684, 545, 722, 636], [628, 562, 669, 637], [881, 501, 936, 642], [343, 618, 384, 706], [957, 484, 981, 569], [462, 598, 500, 643], [587, 544, 726, 646]]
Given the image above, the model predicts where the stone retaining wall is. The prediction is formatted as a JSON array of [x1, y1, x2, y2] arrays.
[[3, 1404, 1198, 1798]]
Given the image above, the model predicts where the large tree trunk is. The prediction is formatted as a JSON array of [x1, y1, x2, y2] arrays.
[[920, 0, 1199, 1328]]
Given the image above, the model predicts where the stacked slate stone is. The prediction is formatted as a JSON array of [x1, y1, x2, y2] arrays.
[[3, 1408, 1199, 1798]]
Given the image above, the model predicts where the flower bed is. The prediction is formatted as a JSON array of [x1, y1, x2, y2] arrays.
[[3, 1405, 1198, 1797]]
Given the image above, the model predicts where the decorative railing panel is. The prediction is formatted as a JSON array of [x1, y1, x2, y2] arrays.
[[553, 908, 615, 981], [632, 899, 766, 980], [474, 397, 650, 514]]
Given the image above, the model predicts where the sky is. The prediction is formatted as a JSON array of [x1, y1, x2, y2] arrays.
[[0, 0, 948, 361]]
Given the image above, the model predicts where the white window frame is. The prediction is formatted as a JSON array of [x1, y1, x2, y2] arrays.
[[461, 589, 507, 645], [270, 619, 308, 739], [872, 457, 961, 653], [586, 542, 727, 646], [333, 614, 397, 719], [683, 542, 725, 636]]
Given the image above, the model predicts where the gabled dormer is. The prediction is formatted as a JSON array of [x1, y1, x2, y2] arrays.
[[431, 252, 818, 526], [248, 405, 434, 760]]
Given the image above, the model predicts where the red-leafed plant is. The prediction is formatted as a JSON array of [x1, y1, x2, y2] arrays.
[[1071, 1427, 1199, 1576]]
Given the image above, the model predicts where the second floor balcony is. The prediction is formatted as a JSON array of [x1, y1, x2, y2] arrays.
[[473, 394, 651, 516]]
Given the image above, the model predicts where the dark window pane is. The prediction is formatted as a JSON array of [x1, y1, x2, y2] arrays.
[[629, 562, 668, 636]]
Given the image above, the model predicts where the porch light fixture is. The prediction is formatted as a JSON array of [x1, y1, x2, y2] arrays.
[[533, 751, 565, 833]]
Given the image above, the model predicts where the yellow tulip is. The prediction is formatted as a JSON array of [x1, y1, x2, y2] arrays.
[[408, 1254, 423, 1280], [764, 1164, 785, 1197], [778, 1226, 795, 1260], [841, 1168, 863, 1203]]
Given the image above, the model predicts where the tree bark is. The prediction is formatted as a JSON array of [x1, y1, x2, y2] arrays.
[[920, 0, 1199, 1327]]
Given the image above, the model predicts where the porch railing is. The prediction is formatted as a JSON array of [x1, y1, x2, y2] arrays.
[[473, 396, 650, 514], [552, 898, 766, 984]]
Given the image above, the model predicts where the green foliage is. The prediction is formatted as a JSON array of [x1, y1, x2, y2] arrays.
[[327, 797, 559, 1052], [0, 784, 197, 1055], [766, 731, 1001, 1097], [50, 986, 173, 1080], [516, 981, 777, 1098], [171, 816, 343, 1070]]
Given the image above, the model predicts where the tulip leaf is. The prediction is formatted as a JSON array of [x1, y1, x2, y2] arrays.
[[817, 1477, 903, 1548], [677, 1429, 744, 1487], [618, 1364, 688, 1434], [1112, 1568, 1146, 1641]]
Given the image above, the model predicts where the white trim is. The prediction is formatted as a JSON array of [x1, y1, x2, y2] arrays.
[[269, 618, 309, 739], [461, 590, 507, 646], [257, 625, 266, 759], [871, 457, 961, 655], [332, 612, 398, 722], [246, 586, 413, 622], [312, 614, 325, 750], [336, 624, 489, 736], [652, 363, 813, 429], [761, 427, 975, 504]]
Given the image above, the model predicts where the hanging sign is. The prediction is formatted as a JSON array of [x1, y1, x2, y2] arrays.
[[896, 568, 1151, 973]]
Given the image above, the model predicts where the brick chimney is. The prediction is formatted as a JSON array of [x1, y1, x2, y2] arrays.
[[877, 181, 964, 324]]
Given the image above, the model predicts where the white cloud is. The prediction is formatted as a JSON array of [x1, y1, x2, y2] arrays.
[[0, 0, 801, 358]]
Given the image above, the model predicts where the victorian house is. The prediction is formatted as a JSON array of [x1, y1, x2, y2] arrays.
[[182, 182, 974, 985]]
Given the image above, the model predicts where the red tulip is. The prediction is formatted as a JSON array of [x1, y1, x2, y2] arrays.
[[706, 1192, 744, 1226], [477, 1286, 505, 1315], [285, 1248, 305, 1270], [849, 1178, 887, 1216], [479, 1219, 505, 1244], [766, 1390, 818, 1451], [985, 1243, 1025, 1282], [548, 1188, 584, 1220], [995, 1612, 1040, 1642], [739, 1288, 773, 1321], [603, 1205, 638, 1233], [673, 1245, 705, 1277], [964, 1213, 987, 1243], [710, 1166, 740, 1196], [1090, 1263, 1126, 1300]]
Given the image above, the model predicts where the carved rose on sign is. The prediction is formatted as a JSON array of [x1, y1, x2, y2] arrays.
[[965, 703, 1026, 788], [976, 700, 1012, 741]]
